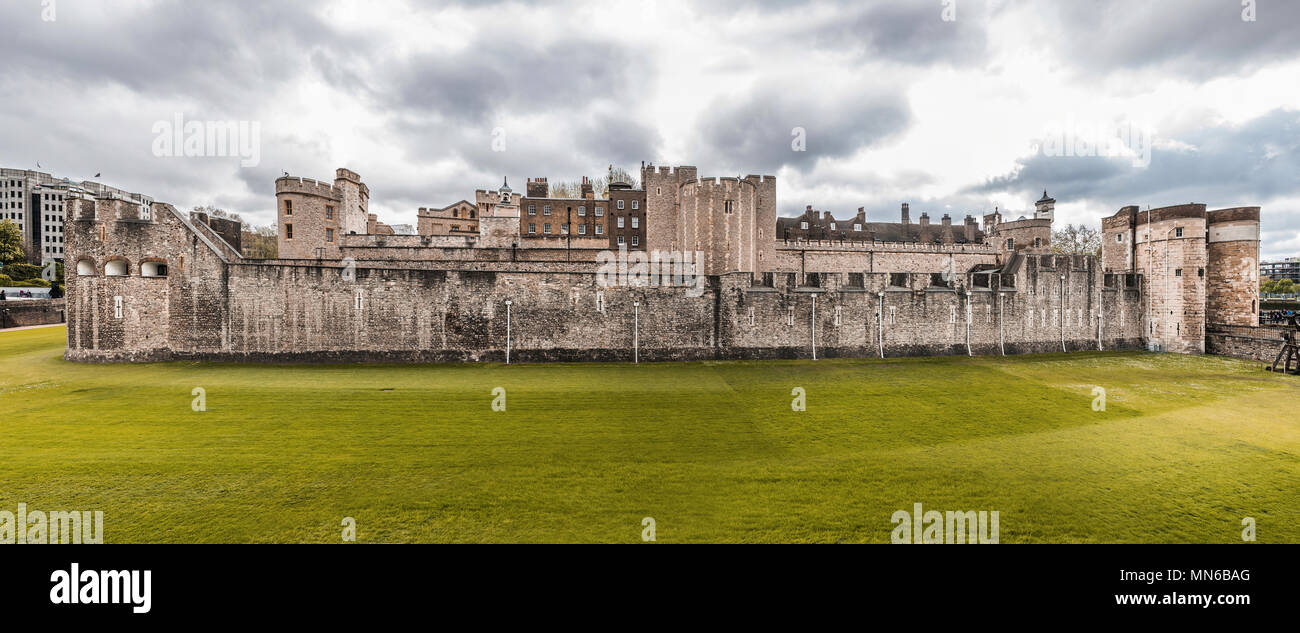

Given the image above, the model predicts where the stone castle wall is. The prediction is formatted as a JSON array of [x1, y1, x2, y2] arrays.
[[1205, 323, 1287, 363], [1206, 207, 1260, 326], [0, 299, 65, 329], [63, 200, 1146, 363]]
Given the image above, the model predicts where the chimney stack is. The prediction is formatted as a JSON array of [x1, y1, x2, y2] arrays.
[[526, 177, 549, 198], [901, 203, 910, 225], [580, 176, 594, 200], [964, 215, 977, 242], [942, 214, 952, 228]]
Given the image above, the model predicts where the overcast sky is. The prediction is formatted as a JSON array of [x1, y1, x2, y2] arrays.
[[2, 0, 1298, 257]]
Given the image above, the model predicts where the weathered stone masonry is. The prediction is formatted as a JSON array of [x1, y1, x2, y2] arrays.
[[65, 199, 1146, 363]]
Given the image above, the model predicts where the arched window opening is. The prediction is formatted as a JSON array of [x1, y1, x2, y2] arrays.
[[104, 259, 128, 276], [141, 261, 168, 277]]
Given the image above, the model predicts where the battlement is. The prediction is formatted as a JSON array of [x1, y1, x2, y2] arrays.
[[275, 176, 342, 199], [644, 164, 698, 179], [335, 168, 362, 184]]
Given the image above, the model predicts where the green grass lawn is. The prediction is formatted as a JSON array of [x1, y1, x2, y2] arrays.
[[2, 325, 1298, 543]]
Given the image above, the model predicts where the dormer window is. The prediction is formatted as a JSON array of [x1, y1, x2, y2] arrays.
[[800, 221, 809, 230]]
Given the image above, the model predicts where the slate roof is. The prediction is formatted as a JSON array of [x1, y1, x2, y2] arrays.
[[777, 209, 985, 244]]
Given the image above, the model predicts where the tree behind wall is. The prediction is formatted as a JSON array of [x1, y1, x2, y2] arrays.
[[1051, 223, 1101, 257], [543, 166, 641, 199], [0, 219, 25, 265]]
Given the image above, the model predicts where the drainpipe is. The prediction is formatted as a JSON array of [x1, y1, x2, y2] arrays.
[[633, 301, 640, 364], [998, 291, 1006, 356], [1060, 274, 1067, 353], [877, 291, 885, 358], [811, 295, 817, 361], [964, 289, 972, 357], [505, 299, 512, 364], [1097, 274, 1104, 351]]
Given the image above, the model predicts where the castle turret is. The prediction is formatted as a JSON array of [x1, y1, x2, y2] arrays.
[[1034, 190, 1055, 222], [1206, 207, 1261, 326]]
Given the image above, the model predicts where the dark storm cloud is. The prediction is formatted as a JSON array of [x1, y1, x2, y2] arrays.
[[698, 0, 991, 66], [968, 107, 1300, 254], [795, 0, 991, 65], [1023, 0, 1300, 81], [693, 80, 912, 175], [0, 0, 351, 113], [386, 38, 640, 124], [971, 108, 1300, 206]]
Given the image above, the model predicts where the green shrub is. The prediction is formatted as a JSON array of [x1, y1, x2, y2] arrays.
[[10, 279, 51, 288], [0, 263, 42, 281], [0, 274, 12, 286]]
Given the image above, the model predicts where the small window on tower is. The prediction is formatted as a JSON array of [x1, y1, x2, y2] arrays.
[[1175, 227, 1184, 238]]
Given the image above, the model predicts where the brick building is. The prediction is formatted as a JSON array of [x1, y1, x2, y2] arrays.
[[777, 203, 984, 245], [417, 201, 478, 236], [607, 181, 645, 250]]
